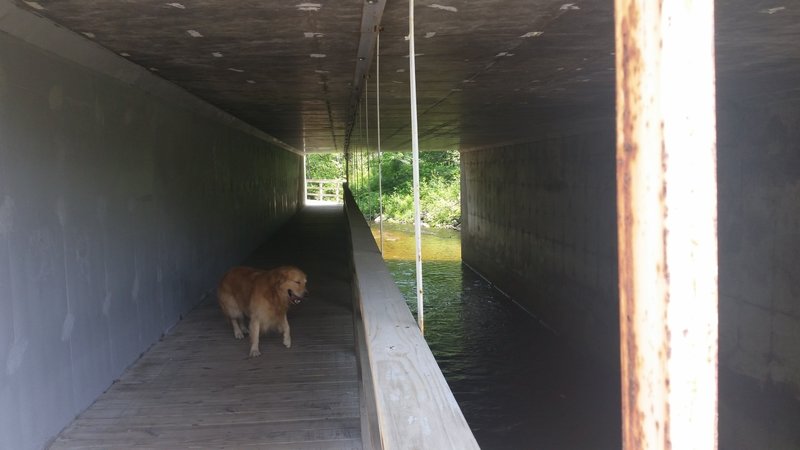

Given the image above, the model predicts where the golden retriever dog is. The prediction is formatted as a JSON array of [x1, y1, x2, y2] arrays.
[[217, 265, 308, 357]]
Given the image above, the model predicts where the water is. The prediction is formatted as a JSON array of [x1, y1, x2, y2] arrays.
[[371, 223, 621, 450]]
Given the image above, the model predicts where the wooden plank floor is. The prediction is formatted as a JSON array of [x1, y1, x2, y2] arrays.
[[50, 205, 362, 449]]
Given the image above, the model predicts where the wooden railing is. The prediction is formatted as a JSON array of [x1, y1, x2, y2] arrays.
[[344, 187, 479, 449], [305, 179, 344, 203]]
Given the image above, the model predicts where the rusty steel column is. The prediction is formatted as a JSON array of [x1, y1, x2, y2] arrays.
[[615, 1, 718, 449]]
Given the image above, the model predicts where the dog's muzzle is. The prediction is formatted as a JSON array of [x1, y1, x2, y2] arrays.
[[288, 290, 304, 305]]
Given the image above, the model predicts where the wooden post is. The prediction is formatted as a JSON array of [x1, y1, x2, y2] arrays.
[[615, 1, 718, 449]]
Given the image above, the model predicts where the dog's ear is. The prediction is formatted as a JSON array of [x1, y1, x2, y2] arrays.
[[279, 268, 292, 285]]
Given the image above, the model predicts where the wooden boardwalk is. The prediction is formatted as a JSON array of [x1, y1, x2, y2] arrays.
[[50, 206, 362, 449]]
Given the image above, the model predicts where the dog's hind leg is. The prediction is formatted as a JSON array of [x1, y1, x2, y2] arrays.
[[280, 316, 291, 348], [223, 310, 245, 340], [230, 319, 245, 340], [238, 318, 250, 335], [248, 318, 262, 357], [219, 292, 246, 339]]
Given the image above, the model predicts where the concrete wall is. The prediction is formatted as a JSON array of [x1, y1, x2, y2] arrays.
[[0, 18, 302, 450], [460, 121, 619, 364], [717, 82, 800, 397], [460, 90, 800, 398]]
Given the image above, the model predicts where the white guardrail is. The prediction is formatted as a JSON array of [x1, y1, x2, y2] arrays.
[[344, 187, 479, 450], [306, 179, 344, 203]]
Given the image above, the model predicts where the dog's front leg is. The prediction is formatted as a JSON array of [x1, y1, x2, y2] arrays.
[[249, 319, 261, 357], [231, 319, 245, 340], [281, 317, 291, 348]]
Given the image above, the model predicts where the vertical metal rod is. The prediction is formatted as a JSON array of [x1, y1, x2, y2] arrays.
[[408, 0, 424, 334], [377, 31, 384, 254], [302, 153, 307, 204], [615, 1, 718, 449], [361, 93, 366, 193], [355, 101, 359, 192], [358, 94, 363, 193], [366, 78, 371, 193]]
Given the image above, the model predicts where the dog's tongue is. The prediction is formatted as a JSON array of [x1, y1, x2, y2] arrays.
[[288, 290, 302, 305]]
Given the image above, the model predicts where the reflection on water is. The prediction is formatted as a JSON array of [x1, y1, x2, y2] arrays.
[[372, 223, 621, 450], [372, 222, 461, 262]]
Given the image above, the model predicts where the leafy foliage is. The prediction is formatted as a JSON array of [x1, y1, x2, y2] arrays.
[[304, 149, 461, 227], [350, 150, 461, 228], [305, 153, 344, 180]]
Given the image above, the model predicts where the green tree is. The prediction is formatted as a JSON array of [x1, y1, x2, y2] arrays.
[[306, 149, 461, 228], [354, 150, 461, 228], [305, 153, 344, 180]]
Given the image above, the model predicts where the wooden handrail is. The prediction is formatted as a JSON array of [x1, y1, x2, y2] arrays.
[[344, 187, 479, 450]]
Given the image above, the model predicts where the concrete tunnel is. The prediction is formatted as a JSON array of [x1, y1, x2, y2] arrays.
[[1, 0, 799, 448]]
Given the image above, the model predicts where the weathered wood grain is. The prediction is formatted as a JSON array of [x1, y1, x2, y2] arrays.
[[344, 192, 479, 450]]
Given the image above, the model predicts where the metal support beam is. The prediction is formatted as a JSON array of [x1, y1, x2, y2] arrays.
[[408, 0, 424, 334], [344, 0, 386, 154], [376, 31, 384, 254], [614, 1, 718, 449], [302, 153, 308, 203]]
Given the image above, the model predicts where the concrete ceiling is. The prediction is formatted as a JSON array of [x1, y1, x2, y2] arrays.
[[13, 0, 800, 153]]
